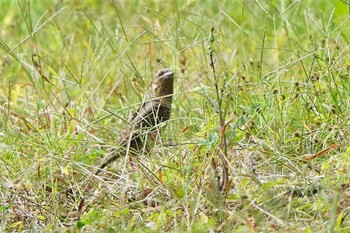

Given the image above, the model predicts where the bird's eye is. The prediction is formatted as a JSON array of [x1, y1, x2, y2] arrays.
[[152, 83, 158, 92]]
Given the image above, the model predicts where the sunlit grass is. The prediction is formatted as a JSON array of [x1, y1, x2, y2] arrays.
[[1, 0, 350, 232]]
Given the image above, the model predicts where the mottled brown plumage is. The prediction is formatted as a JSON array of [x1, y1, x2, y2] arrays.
[[95, 68, 174, 175]]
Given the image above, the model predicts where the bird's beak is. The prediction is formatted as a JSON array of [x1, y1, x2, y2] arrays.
[[164, 70, 174, 77]]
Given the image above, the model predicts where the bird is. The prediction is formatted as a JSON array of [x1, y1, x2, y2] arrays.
[[95, 68, 174, 175]]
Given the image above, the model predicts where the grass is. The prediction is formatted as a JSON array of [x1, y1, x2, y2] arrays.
[[1, 0, 350, 232]]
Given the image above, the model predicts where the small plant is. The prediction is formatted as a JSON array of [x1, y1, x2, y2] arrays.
[[206, 27, 232, 193]]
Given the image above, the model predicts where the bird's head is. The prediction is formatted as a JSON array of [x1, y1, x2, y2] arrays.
[[151, 68, 174, 100]]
